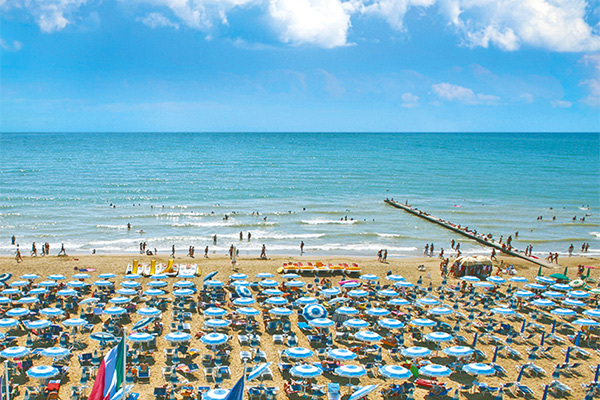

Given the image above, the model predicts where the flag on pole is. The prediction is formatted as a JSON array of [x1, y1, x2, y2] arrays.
[[89, 338, 125, 400]]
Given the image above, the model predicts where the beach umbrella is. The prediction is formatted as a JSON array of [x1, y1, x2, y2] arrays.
[[568, 290, 590, 299], [121, 281, 141, 288], [6, 308, 30, 318], [127, 332, 154, 342], [443, 346, 474, 358], [282, 273, 300, 279], [329, 297, 350, 305], [508, 277, 528, 283], [203, 389, 231, 400], [265, 297, 288, 305], [550, 283, 571, 291], [147, 280, 167, 288], [336, 307, 360, 316], [62, 318, 87, 327], [474, 282, 495, 289], [583, 309, 600, 318], [24, 320, 52, 330], [233, 297, 256, 306], [377, 289, 398, 297], [336, 365, 367, 378], [303, 304, 328, 320], [514, 290, 535, 298], [116, 288, 137, 296], [90, 332, 116, 343], [173, 289, 195, 297], [348, 290, 369, 298], [204, 280, 224, 288], [284, 347, 314, 359], [343, 319, 370, 329], [17, 296, 39, 304], [378, 319, 403, 329], [419, 364, 452, 377], [263, 289, 284, 296], [542, 291, 564, 299], [428, 307, 453, 316], [256, 272, 274, 278], [0, 346, 30, 358], [531, 299, 556, 307], [79, 297, 100, 304], [1, 289, 21, 295], [40, 279, 61, 288], [354, 331, 382, 342], [236, 307, 260, 316], [149, 273, 168, 280], [401, 347, 432, 358], [235, 286, 252, 298], [0, 318, 19, 328], [27, 288, 48, 296], [247, 362, 272, 382], [231, 280, 250, 287], [366, 308, 390, 317], [296, 297, 318, 305], [487, 276, 505, 284], [285, 280, 305, 288], [259, 280, 279, 288], [327, 349, 357, 361], [204, 307, 228, 317], [66, 281, 86, 289], [341, 281, 360, 288], [573, 318, 600, 327], [394, 281, 414, 288], [562, 298, 586, 307], [524, 283, 546, 290], [424, 332, 453, 342], [461, 276, 480, 283], [551, 308, 577, 317], [165, 332, 192, 342], [409, 318, 436, 328], [388, 298, 410, 306], [73, 273, 91, 279], [309, 318, 335, 328], [56, 288, 79, 297], [104, 307, 126, 316], [27, 365, 59, 379], [416, 297, 440, 306], [379, 365, 411, 380], [349, 385, 379, 400], [200, 332, 228, 345], [360, 274, 379, 281], [269, 307, 293, 317], [570, 279, 586, 288], [21, 274, 40, 281], [463, 363, 495, 376], [535, 276, 555, 284], [94, 280, 113, 287], [203, 271, 218, 282], [229, 273, 248, 280], [491, 307, 515, 315], [321, 288, 341, 297], [47, 274, 66, 281], [109, 296, 131, 304], [205, 319, 231, 328], [291, 364, 323, 379], [98, 273, 116, 279], [40, 347, 70, 359], [386, 274, 405, 281], [137, 307, 161, 317]]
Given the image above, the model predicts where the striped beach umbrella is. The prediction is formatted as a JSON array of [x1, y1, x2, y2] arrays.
[[284, 347, 314, 359], [349, 385, 379, 400], [98, 273, 116, 279], [336, 307, 360, 316], [235, 286, 252, 298], [531, 299, 556, 308], [116, 288, 137, 296], [147, 280, 167, 288], [335, 365, 367, 378], [386, 275, 405, 281], [296, 297, 318, 305], [259, 280, 279, 288], [562, 298, 586, 307], [255, 273, 274, 278], [343, 319, 369, 329], [72, 273, 91, 279], [26, 365, 59, 379], [572, 318, 600, 327], [21, 274, 40, 280], [550, 283, 571, 291], [535, 276, 555, 285], [327, 349, 357, 361], [309, 318, 335, 328], [486, 276, 505, 284], [285, 280, 305, 288], [394, 281, 414, 288], [103, 307, 126, 316], [0, 346, 30, 358], [302, 304, 327, 320], [263, 289, 284, 296], [204, 307, 228, 317], [388, 298, 410, 306], [360, 274, 379, 281], [508, 277, 528, 283], [443, 346, 474, 358], [416, 297, 440, 306], [79, 297, 100, 305], [379, 365, 411, 380], [409, 318, 436, 327], [143, 289, 165, 296], [401, 347, 432, 358], [354, 331, 382, 342], [121, 281, 141, 288], [200, 332, 228, 345], [568, 290, 590, 299], [321, 288, 341, 297], [205, 319, 231, 328], [419, 364, 452, 377], [543, 291, 564, 298], [269, 308, 293, 317], [137, 307, 161, 317], [94, 280, 113, 287], [348, 290, 369, 298], [236, 307, 260, 316], [127, 332, 154, 342], [551, 308, 577, 317], [40, 347, 70, 359], [109, 296, 131, 304], [27, 288, 48, 296], [378, 319, 403, 329], [366, 308, 390, 317], [231, 280, 250, 287], [62, 318, 87, 327], [424, 332, 453, 342], [265, 297, 288, 305], [233, 297, 256, 306], [6, 308, 30, 318], [17, 296, 39, 304], [428, 307, 453, 316], [204, 280, 224, 287], [0, 319, 19, 328], [66, 281, 86, 289], [583, 309, 600, 318], [462, 363, 495, 376], [203, 389, 230, 400], [24, 320, 52, 330], [290, 364, 323, 379], [230, 273, 248, 280], [491, 307, 515, 315], [173, 289, 195, 297], [165, 332, 192, 342]]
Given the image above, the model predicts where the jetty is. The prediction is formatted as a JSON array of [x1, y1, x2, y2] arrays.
[[385, 199, 556, 269]]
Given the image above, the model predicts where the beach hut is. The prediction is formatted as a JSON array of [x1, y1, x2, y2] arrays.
[[453, 256, 493, 278]]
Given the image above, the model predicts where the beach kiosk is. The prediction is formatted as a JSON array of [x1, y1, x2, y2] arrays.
[[452, 256, 493, 278]]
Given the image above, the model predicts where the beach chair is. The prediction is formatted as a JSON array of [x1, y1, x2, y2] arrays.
[[153, 387, 168, 400]]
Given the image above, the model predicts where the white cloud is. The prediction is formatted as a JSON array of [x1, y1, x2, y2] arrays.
[[432, 82, 499, 104], [0, 38, 23, 51], [359, 0, 435, 31], [401, 92, 419, 107], [580, 54, 600, 105], [137, 12, 179, 29], [439, 0, 600, 52], [11, 0, 88, 33], [551, 99, 572, 108], [518, 93, 534, 103], [268, 0, 352, 48]]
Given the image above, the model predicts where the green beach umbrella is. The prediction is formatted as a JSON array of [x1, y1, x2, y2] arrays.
[[549, 274, 569, 281]]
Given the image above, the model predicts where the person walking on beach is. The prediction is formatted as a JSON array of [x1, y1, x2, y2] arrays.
[[260, 244, 267, 259], [45, 242, 50, 255], [213, 235, 217, 245], [204, 246, 209, 258], [430, 243, 434, 257], [424, 244, 429, 256], [568, 244, 574, 256], [229, 244, 234, 259], [438, 248, 444, 259], [11, 235, 15, 245], [300, 241, 304, 256], [15, 245, 22, 263], [377, 249, 382, 262], [31, 242, 37, 257], [248, 232, 251, 241], [58, 243, 66, 256], [491, 248, 497, 261], [170, 245, 175, 258], [382, 249, 388, 262], [240, 232, 243, 241]]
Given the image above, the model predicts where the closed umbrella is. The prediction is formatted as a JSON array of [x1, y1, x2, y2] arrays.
[[349, 385, 378, 400]]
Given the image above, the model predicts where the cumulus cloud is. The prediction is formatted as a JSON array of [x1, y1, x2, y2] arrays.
[[3, 0, 88, 33], [551, 99, 572, 108], [432, 82, 499, 104], [401, 92, 419, 107], [137, 12, 179, 29], [0, 38, 23, 51], [359, 0, 435, 31]]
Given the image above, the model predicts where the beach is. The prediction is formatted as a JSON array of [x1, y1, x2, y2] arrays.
[[1, 253, 599, 400]]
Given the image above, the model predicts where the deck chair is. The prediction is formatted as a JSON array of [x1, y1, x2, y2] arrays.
[[153, 387, 168, 400]]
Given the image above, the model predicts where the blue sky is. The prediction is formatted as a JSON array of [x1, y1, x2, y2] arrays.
[[1, 0, 599, 132]]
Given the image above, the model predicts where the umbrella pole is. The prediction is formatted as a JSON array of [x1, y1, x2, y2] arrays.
[[5, 360, 10, 400]]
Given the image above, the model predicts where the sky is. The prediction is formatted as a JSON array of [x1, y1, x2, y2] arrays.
[[1, 0, 599, 132]]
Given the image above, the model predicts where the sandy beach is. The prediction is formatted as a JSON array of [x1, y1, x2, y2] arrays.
[[0, 253, 599, 400]]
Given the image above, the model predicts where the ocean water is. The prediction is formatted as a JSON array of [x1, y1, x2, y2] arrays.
[[0, 132, 598, 259]]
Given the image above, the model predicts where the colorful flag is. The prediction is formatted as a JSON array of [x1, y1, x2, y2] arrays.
[[89, 338, 125, 400]]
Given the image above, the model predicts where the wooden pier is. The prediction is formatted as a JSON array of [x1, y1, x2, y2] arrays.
[[385, 199, 556, 269]]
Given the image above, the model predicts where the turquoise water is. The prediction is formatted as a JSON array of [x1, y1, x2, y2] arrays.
[[1, 132, 598, 258]]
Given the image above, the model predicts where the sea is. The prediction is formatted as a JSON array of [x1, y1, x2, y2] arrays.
[[0, 132, 598, 259]]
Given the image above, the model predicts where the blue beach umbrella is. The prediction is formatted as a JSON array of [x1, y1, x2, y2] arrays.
[[568, 290, 590, 299], [116, 288, 137, 296], [336, 306, 360, 315], [550, 283, 571, 291], [200, 332, 228, 345], [386, 275, 405, 281], [535, 276, 555, 285], [531, 299, 556, 307], [542, 291, 564, 298], [204, 307, 228, 317], [203, 271, 218, 282], [149, 274, 168, 280], [17, 296, 39, 304], [410, 318, 436, 328], [6, 308, 30, 318], [173, 289, 195, 297], [256, 273, 274, 278], [320, 288, 342, 297], [282, 273, 300, 279], [21, 274, 40, 280], [24, 320, 52, 330], [428, 307, 453, 316], [563, 298, 586, 307], [147, 280, 168, 288], [104, 307, 126, 316], [378, 319, 403, 329], [303, 304, 327, 320], [378, 289, 398, 297], [62, 318, 87, 327], [583, 309, 600, 318], [235, 286, 252, 298], [72, 273, 91, 279], [394, 281, 414, 288], [26, 365, 59, 379], [79, 297, 100, 305], [247, 362, 272, 382], [551, 308, 577, 317], [56, 288, 79, 297], [524, 283, 545, 290], [204, 319, 231, 328], [143, 289, 165, 296], [40, 347, 70, 359], [269, 308, 293, 317], [486, 276, 505, 284], [137, 307, 161, 317], [360, 274, 379, 281], [230, 273, 248, 280], [348, 290, 369, 298], [204, 280, 224, 288], [341, 281, 360, 289], [47, 274, 66, 281], [265, 297, 288, 305], [203, 389, 230, 400], [1, 289, 21, 296], [127, 332, 154, 342], [109, 296, 131, 304], [514, 290, 535, 298], [443, 346, 474, 358], [66, 281, 86, 288], [366, 308, 390, 317], [0, 346, 30, 358], [263, 289, 284, 296], [284, 347, 314, 359], [285, 280, 305, 288], [164, 332, 192, 342], [401, 347, 432, 358], [343, 319, 370, 329], [572, 318, 600, 327], [231, 280, 250, 287], [354, 331, 382, 342], [121, 281, 141, 288], [474, 282, 495, 289], [290, 364, 323, 379], [335, 365, 367, 378], [349, 385, 379, 400], [461, 276, 480, 283], [259, 280, 279, 288], [424, 332, 453, 342], [463, 363, 495, 376], [328, 297, 350, 305], [419, 364, 452, 377], [0, 319, 18, 328], [491, 307, 515, 315], [416, 297, 440, 306], [94, 280, 113, 287], [328, 349, 357, 361], [236, 307, 260, 317], [39, 280, 58, 287], [233, 297, 256, 306], [27, 288, 48, 296], [388, 298, 410, 306], [296, 297, 318, 305], [379, 365, 411, 380], [98, 273, 116, 279], [90, 332, 116, 342], [508, 276, 528, 283], [309, 318, 335, 328]]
